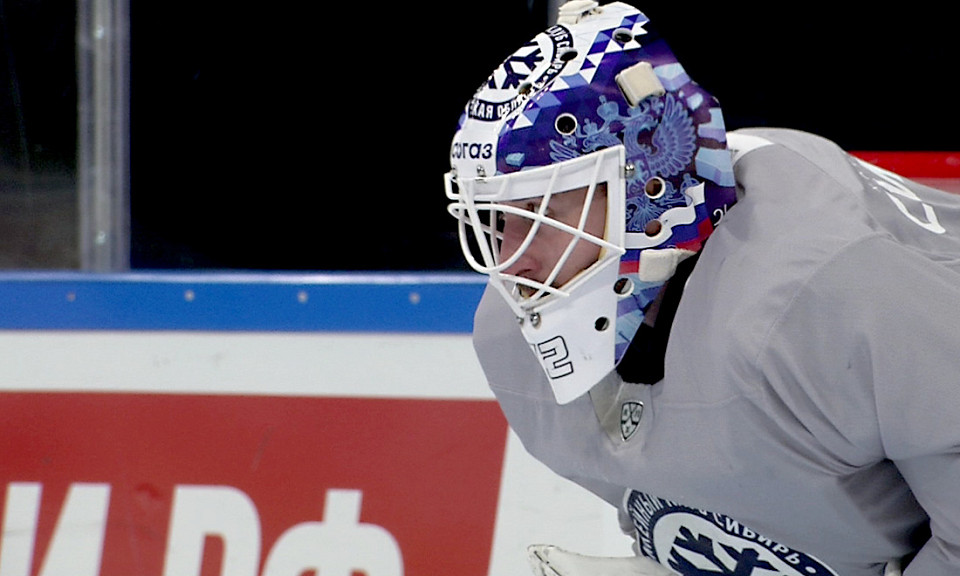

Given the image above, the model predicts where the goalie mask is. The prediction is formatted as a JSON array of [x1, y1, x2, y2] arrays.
[[445, 1, 736, 404]]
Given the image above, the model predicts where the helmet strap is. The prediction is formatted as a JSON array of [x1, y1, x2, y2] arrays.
[[616, 253, 699, 384], [637, 247, 697, 282]]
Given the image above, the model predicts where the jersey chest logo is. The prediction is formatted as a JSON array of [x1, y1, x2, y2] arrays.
[[626, 491, 839, 576]]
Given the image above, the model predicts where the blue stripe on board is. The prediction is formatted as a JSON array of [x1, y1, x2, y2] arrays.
[[0, 271, 488, 333]]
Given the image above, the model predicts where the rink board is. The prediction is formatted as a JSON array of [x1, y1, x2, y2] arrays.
[[2, 153, 957, 575], [0, 272, 630, 576]]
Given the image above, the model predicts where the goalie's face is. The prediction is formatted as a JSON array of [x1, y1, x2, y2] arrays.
[[499, 184, 608, 296]]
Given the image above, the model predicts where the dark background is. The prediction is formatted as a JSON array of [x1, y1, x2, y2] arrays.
[[3, 2, 959, 270]]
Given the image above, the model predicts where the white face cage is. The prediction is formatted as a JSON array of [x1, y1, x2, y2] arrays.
[[446, 146, 627, 320]]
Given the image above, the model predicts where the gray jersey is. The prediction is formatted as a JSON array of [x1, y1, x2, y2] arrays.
[[472, 129, 960, 576]]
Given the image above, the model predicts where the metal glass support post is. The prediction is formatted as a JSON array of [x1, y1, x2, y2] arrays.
[[77, 0, 130, 271], [548, 0, 560, 24]]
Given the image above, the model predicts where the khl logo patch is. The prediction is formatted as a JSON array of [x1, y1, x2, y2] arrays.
[[620, 401, 643, 441], [626, 491, 839, 576]]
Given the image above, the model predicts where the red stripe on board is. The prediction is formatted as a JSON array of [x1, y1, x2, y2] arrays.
[[1, 393, 509, 576], [850, 151, 960, 178]]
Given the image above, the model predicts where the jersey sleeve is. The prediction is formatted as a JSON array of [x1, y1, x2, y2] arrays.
[[761, 234, 960, 574], [860, 244, 960, 575]]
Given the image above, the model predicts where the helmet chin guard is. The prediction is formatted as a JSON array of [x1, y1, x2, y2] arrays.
[[446, 1, 736, 404]]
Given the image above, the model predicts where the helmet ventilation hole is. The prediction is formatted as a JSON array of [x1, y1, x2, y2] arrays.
[[644, 220, 662, 236], [559, 47, 579, 62], [614, 277, 634, 296], [555, 113, 578, 135], [644, 177, 666, 199], [613, 28, 634, 44], [594, 317, 610, 331]]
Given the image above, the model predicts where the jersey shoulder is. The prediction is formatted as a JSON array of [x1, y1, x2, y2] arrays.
[[728, 127, 960, 268]]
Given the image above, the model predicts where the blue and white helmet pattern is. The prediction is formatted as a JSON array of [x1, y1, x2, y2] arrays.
[[446, 1, 736, 404]]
